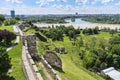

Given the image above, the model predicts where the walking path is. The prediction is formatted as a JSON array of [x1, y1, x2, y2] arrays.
[[6, 26, 20, 51]]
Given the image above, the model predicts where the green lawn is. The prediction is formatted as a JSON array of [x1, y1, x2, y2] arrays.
[[53, 36, 104, 80], [35, 29, 116, 80], [0, 25, 14, 32], [8, 42, 26, 80], [37, 35, 104, 80]]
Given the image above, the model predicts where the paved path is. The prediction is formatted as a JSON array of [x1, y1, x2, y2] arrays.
[[6, 26, 21, 51]]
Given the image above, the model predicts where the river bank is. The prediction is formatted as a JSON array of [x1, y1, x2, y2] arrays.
[[34, 22, 120, 29], [33, 18, 120, 29]]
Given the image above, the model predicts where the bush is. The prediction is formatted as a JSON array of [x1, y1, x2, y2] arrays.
[[0, 30, 16, 46]]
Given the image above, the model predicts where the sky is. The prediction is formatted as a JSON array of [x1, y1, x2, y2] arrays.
[[0, 0, 120, 15]]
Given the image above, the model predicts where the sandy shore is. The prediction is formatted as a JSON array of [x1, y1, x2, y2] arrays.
[[34, 22, 120, 29]]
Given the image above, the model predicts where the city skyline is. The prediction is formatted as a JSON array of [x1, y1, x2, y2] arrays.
[[0, 0, 120, 15]]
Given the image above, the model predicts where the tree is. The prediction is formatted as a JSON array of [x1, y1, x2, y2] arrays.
[[109, 36, 120, 44], [0, 14, 5, 26], [93, 27, 99, 34], [83, 52, 96, 69], [0, 30, 16, 46], [100, 62, 107, 70], [68, 30, 75, 40], [76, 36, 84, 49], [4, 18, 17, 26], [0, 47, 11, 79], [111, 44, 120, 56], [109, 29, 116, 36]]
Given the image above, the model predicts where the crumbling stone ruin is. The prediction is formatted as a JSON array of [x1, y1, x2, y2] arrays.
[[43, 51, 62, 70], [54, 47, 67, 54], [22, 34, 39, 59]]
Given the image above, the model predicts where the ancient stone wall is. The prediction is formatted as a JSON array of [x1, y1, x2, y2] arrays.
[[22, 34, 39, 59], [43, 51, 62, 70], [22, 40, 43, 80]]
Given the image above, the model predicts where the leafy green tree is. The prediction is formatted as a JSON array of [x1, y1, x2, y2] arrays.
[[68, 30, 75, 40], [4, 18, 17, 26], [0, 47, 11, 79], [83, 52, 96, 69], [93, 27, 99, 34], [0, 14, 5, 26], [109, 29, 116, 36], [109, 36, 120, 44], [76, 36, 84, 49], [100, 62, 107, 70], [111, 44, 120, 56]]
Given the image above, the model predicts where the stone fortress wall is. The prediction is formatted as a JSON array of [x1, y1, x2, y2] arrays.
[[18, 23, 61, 80], [22, 40, 43, 80], [23, 34, 61, 80]]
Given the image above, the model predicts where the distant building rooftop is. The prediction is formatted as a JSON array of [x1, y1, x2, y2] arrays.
[[101, 67, 120, 80]]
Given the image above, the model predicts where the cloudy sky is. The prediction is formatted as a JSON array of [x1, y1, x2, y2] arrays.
[[0, 0, 120, 15]]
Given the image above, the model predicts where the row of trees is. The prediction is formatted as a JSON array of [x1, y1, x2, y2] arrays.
[[23, 17, 66, 23], [4, 18, 18, 26], [40, 25, 80, 41], [83, 27, 99, 35]]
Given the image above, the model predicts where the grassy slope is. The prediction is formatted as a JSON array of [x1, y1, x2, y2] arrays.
[[0, 24, 26, 80], [53, 36, 104, 80], [35, 29, 115, 80], [0, 25, 14, 32], [8, 42, 26, 80], [54, 32, 118, 80]]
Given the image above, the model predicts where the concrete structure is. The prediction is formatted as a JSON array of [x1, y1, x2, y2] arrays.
[[101, 67, 120, 80], [11, 10, 15, 18]]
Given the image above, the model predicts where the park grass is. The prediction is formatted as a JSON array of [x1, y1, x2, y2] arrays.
[[36, 31, 116, 80], [0, 25, 14, 32], [53, 36, 104, 80], [23, 27, 36, 34], [8, 42, 26, 80], [36, 32, 106, 80]]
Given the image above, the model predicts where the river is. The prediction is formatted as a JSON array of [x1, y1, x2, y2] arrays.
[[34, 18, 120, 29]]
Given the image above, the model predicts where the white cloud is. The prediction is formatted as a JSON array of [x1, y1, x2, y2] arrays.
[[36, 0, 55, 7], [1, 0, 120, 15], [1, 5, 120, 15], [59, 0, 67, 2], [5, 0, 22, 4], [36, 0, 67, 7], [91, 0, 113, 4], [101, 0, 113, 3], [75, 0, 114, 5], [115, 1, 120, 6], [75, 0, 87, 4]]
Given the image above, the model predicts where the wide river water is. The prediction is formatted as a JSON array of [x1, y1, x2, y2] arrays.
[[34, 18, 120, 29]]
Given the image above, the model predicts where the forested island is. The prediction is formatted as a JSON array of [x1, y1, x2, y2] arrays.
[[82, 16, 120, 24]]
